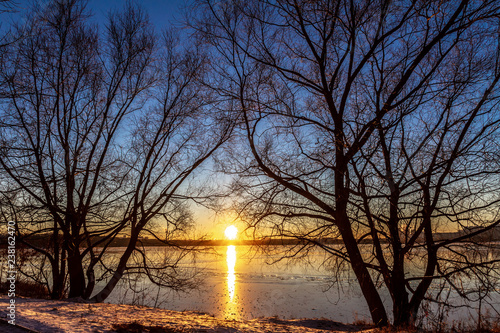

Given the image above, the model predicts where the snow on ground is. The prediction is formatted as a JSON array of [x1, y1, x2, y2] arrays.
[[0, 296, 375, 332]]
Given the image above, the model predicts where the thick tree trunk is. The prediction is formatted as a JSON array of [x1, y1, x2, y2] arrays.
[[337, 210, 388, 326], [393, 297, 412, 327], [67, 248, 86, 298], [391, 254, 411, 326], [393, 302, 419, 327], [335, 139, 388, 326], [50, 268, 65, 299], [49, 226, 65, 299]]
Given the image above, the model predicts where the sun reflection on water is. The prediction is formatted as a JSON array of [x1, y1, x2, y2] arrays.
[[226, 245, 238, 319], [227, 245, 236, 299]]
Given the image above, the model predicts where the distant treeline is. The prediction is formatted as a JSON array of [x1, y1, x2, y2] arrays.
[[2, 227, 499, 248]]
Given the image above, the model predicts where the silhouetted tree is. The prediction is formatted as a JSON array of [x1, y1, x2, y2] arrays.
[[90, 29, 234, 302], [0, 0, 232, 301], [194, 0, 500, 326]]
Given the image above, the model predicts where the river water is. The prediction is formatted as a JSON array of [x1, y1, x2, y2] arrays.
[[99, 245, 499, 327]]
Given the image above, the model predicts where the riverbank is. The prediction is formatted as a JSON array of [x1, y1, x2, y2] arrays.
[[0, 296, 375, 333]]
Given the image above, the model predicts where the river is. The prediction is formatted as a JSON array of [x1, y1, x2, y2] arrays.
[[98, 245, 499, 328]]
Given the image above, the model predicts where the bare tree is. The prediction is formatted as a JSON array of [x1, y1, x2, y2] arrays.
[[193, 0, 500, 326], [90, 29, 234, 302], [0, 0, 155, 298], [0, 0, 231, 301], [350, 41, 500, 324]]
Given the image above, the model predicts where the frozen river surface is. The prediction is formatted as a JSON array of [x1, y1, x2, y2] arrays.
[[102, 245, 498, 326]]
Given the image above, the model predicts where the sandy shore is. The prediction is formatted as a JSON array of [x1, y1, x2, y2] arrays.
[[0, 296, 376, 333]]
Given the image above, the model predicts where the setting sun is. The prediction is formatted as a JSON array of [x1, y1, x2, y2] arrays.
[[224, 225, 238, 240]]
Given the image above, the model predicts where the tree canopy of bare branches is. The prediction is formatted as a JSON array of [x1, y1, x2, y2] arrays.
[[0, 0, 232, 301], [193, 0, 500, 326]]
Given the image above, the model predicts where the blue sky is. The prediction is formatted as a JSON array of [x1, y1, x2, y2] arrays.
[[0, 0, 237, 239], [1, 0, 188, 33], [87, 0, 187, 30]]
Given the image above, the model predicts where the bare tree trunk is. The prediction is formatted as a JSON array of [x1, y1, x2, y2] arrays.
[[91, 232, 139, 302], [67, 247, 86, 298], [83, 264, 96, 299], [337, 203, 388, 326], [392, 268, 411, 326], [49, 263, 65, 299]]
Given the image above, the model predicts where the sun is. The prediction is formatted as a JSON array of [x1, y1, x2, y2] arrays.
[[224, 225, 238, 240]]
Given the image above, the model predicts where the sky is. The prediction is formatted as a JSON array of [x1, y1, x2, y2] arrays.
[[1, 0, 188, 31], [0, 0, 240, 240], [87, 0, 187, 30], [84, 0, 236, 239]]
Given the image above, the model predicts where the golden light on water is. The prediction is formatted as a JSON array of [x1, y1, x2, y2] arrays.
[[224, 225, 238, 240], [224, 225, 239, 319], [226, 245, 236, 300]]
